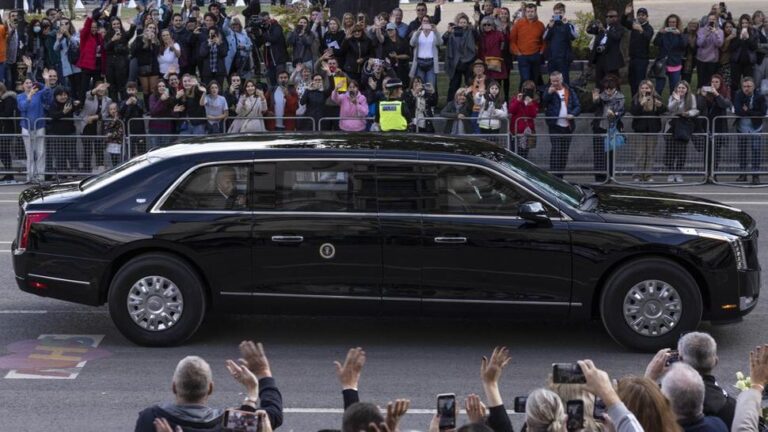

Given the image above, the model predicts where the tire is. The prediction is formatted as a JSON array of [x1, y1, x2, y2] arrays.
[[600, 257, 702, 352], [108, 253, 206, 346]]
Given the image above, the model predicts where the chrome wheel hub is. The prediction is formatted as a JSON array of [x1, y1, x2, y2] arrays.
[[127, 276, 184, 331], [623, 280, 681, 337]]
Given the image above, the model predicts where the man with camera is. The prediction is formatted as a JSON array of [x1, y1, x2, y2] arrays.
[[134, 341, 283, 432], [622, 5, 654, 96], [250, 12, 287, 86], [543, 2, 576, 86], [588, 9, 626, 88]]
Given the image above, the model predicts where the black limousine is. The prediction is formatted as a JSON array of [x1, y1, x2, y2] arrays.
[[12, 133, 760, 350]]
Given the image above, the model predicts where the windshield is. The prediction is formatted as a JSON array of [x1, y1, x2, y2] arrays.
[[495, 151, 582, 208], [80, 155, 155, 191]]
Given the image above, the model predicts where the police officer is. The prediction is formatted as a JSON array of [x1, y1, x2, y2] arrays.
[[374, 79, 412, 132]]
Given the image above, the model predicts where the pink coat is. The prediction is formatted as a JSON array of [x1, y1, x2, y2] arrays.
[[331, 90, 369, 132]]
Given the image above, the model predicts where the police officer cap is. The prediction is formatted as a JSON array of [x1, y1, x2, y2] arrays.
[[385, 79, 404, 89]]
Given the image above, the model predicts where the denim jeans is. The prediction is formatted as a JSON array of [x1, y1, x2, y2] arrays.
[[738, 124, 763, 171], [628, 58, 649, 96], [517, 53, 542, 88], [179, 122, 207, 136], [655, 69, 681, 96]]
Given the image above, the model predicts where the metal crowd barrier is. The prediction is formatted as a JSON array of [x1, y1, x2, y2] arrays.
[[0, 117, 27, 181], [317, 117, 374, 132], [711, 116, 768, 186], [512, 115, 710, 185]]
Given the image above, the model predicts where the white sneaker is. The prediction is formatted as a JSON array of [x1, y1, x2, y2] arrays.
[[676, 175, 684, 183], [667, 175, 676, 183]]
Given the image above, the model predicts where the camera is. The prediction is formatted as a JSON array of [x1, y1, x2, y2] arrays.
[[596, 45, 606, 54], [513, 396, 527, 413], [552, 363, 586, 384], [566, 400, 585, 430], [587, 20, 601, 34], [553, 14, 561, 22], [247, 15, 270, 33]]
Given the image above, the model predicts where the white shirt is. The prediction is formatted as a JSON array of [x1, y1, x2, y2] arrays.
[[158, 43, 180, 75], [556, 89, 569, 127], [417, 31, 435, 59]]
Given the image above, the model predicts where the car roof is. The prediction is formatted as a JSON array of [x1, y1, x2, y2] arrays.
[[147, 133, 508, 160]]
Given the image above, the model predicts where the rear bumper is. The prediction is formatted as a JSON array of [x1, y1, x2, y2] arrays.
[[13, 248, 108, 306]]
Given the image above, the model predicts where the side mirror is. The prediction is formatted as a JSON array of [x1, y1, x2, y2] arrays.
[[519, 201, 551, 224]]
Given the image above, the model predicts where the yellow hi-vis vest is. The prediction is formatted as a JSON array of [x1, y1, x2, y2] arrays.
[[379, 100, 407, 131]]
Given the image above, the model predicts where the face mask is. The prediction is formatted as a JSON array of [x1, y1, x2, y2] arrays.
[[34, 26, 42, 33]]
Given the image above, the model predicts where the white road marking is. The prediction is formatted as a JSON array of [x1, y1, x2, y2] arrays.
[[0, 200, 17, 203], [0, 310, 47, 314]]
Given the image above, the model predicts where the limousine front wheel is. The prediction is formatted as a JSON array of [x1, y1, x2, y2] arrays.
[[600, 258, 702, 352], [108, 253, 206, 346]]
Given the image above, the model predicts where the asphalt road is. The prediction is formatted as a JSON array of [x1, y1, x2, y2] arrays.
[[1, 183, 768, 431]]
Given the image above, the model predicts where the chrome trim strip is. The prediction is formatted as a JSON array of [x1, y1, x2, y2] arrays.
[[27, 273, 91, 286], [219, 291, 582, 307], [150, 157, 566, 218]]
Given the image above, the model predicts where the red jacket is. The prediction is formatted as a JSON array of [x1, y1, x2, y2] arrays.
[[76, 17, 105, 73], [478, 30, 508, 80], [264, 85, 299, 131], [508, 97, 539, 134]]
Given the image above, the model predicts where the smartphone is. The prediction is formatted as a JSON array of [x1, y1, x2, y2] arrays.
[[436, 393, 456, 430], [665, 27, 676, 32], [513, 396, 527, 413], [552, 363, 586, 384], [222, 409, 261, 432], [422, 23, 432, 31], [593, 396, 607, 419], [523, 88, 535, 99], [566, 400, 585, 431], [665, 350, 680, 367], [702, 86, 713, 93]]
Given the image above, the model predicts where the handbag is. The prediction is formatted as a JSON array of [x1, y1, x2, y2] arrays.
[[603, 124, 626, 151], [671, 117, 693, 141], [484, 56, 503, 72], [650, 56, 667, 78]]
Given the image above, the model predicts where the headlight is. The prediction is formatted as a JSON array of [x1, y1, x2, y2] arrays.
[[678, 227, 748, 271]]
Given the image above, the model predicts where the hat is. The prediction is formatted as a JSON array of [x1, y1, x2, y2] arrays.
[[385, 79, 404, 89], [385, 22, 397, 31], [637, 7, 648, 15], [473, 58, 486, 69]]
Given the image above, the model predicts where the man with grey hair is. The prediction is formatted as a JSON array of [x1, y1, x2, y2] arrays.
[[134, 342, 283, 432], [678, 332, 736, 428], [661, 362, 728, 432]]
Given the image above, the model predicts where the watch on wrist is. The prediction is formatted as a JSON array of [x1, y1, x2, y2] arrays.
[[243, 396, 258, 405]]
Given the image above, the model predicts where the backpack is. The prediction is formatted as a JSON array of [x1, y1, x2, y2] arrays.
[[67, 38, 80, 65]]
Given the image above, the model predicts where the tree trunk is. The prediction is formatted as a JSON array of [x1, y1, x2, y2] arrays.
[[591, 0, 632, 23], [330, 0, 399, 22]]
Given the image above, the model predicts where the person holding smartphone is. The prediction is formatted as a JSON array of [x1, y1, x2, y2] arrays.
[[729, 14, 759, 94], [652, 14, 686, 95], [408, 15, 441, 92], [695, 13, 724, 91], [332, 78, 368, 132]]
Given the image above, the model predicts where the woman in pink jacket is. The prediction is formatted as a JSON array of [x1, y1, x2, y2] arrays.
[[331, 79, 368, 132]]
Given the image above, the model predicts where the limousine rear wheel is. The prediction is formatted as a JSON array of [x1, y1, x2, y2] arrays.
[[108, 253, 206, 346], [600, 258, 702, 352]]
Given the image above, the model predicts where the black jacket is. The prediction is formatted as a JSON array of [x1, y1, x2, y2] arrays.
[[130, 38, 161, 73], [253, 21, 288, 67], [406, 8, 441, 38], [621, 14, 654, 59], [105, 25, 137, 64], [47, 100, 76, 135], [733, 90, 767, 130], [134, 377, 283, 432], [198, 38, 228, 77], [588, 24, 626, 70], [320, 30, 345, 59], [653, 32, 686, 66], [0, 91, 18, 134], [630, 93, 665, 133], [300, 88, 331, 123], [440, 99, 473, 134], [119, 98, 147, 135], [702, 374, 736, 429], [730, 27, 759, 65], [340, 36, 373, 76], [696, 93, 732, 133]]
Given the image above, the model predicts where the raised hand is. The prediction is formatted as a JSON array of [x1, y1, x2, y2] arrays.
[[226, 358, 258, 396], [385, 399, 410, 432], [334, 347, 366, 389], [239, 341, 273, 378], [465, 394, 487, 423]]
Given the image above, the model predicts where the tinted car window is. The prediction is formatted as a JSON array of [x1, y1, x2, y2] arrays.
[[276, 161, 373, 212], [424, 164, 529, 215], [376, 163, 427, 213], [162, 164, 251, 211]]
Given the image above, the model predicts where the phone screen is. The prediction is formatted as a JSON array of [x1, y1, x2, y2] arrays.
[[552, 363, 586, 384], [566, 400, 585, 430], [593, 396, 607, 419], [222, 409, 261, 432], [437, 394, 456, 430], [665, 350, 680, 367]]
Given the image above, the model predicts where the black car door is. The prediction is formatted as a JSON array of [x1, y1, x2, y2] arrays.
[[419, 160, 573, 317], [250, 159, 382, 314], [154, 162, 253, 295]]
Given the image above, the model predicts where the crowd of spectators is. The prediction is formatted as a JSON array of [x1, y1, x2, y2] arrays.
[[0, 0, 767, 183], [138, 334, 768, 432]]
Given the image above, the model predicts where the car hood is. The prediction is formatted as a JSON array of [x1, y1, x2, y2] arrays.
[[590, 185, 755, 235]]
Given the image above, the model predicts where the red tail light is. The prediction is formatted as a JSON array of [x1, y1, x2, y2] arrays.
[[18, 212, 53, 252]]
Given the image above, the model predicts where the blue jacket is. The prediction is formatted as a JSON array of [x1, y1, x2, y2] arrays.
[[542, 83, 581, 129], [733, 90, 767, 131], [224, 26, 253, 73], [17, 85, 52, 131], [543, 21, 576, 62], [653, 32, 686, 66]]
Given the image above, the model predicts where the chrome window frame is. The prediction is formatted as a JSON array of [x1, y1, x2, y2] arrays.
[[150, 157, 569, 220]]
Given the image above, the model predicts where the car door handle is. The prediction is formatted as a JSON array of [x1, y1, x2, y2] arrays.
[[271, 235, 304, 243], [434, 236, 467, 244]]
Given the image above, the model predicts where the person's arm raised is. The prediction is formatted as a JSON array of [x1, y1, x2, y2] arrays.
[[334, 347, 366, 409]]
